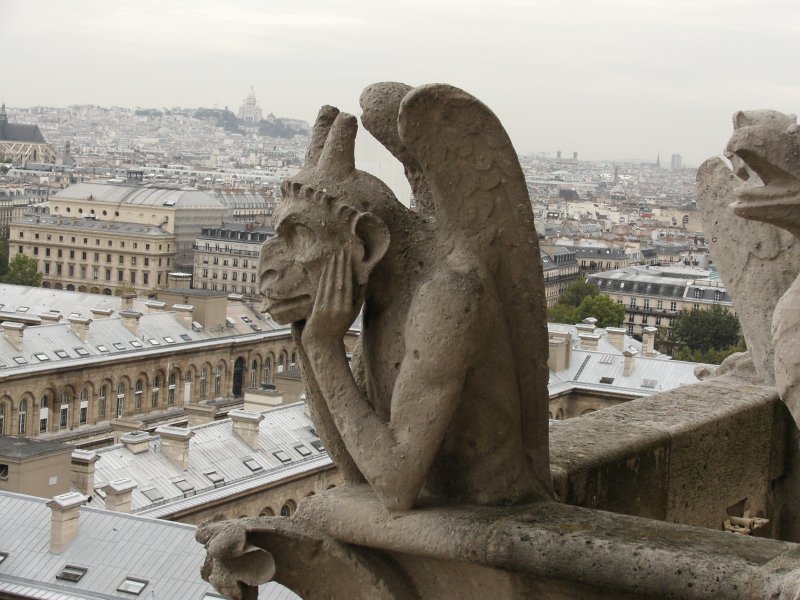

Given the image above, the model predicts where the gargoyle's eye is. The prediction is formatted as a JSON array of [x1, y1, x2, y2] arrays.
[[279, 221, 315, 248]]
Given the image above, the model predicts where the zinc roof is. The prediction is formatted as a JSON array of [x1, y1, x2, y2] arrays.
[[0, 490, 296, 599], [90, 403, 331, 516], [52, 182, 226, 209]]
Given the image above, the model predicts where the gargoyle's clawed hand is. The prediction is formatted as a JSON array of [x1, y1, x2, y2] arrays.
[[303, 247, 357, 345], [196, 515, 276, 600]]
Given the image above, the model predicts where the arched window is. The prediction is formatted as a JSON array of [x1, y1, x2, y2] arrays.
[[79, 388, 88, 425], [18, 399, 27, 435], [116, 382, 126, 419], [98, 385, 107, 419], [199, 369, 207, 400], [60, 391, 70, 429], [214, 366, 221, 396], [280, 500, 296, 517], [251, 360, 258, 388], [168, 373, 176, 406], [290, 352, 297, 369], [39, 395, 49, 433], [151, 376, 160, 408], [263, 357, 271, 384], [134, 379, 143, 411], [0, 402, 5, 434]]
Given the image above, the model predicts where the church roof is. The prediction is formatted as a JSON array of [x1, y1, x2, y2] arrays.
[[0, 122, 47, 144]]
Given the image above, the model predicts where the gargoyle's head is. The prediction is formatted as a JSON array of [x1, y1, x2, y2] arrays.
[[727, 110, 800, 231], [258, 108, 392, 325]]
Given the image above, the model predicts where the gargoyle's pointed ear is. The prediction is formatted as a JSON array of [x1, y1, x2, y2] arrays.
[[305, 105, 340, 167], [317, 113, 357, 176], [351, 212, 389, 286]]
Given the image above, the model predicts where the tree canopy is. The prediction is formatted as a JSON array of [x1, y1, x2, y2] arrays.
[[2, 254, 42, 287], [656, 305, 744, 364], [557, 277, 599, 307], [575, 294, 625, 328]]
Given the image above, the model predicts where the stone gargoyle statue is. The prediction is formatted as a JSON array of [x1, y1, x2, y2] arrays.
[[197, 82, 553, 599], [700, 110, 800, 424]]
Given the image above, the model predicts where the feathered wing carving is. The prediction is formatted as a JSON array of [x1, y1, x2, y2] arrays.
[[397, 84, 553, 497]]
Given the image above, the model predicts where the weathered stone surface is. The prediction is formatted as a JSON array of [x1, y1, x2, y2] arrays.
[[257, 83, 552, 511], [697, 156, 800, 384], [716, 110, 800, 429]]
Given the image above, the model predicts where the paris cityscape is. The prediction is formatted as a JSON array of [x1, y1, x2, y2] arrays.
[[1, 0, 800, 598]]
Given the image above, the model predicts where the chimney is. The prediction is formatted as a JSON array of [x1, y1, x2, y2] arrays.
[[38, 311, 61, 324], [47, 492, 88, 553], [144, 300, 166, 313], [582, 317, 598, 327], [623, 348, 638, 376], [606, 327, 626, 351], [1, 321, 24, 349], [121, 292, 137, 311], [173, 304, 194, 328], [548, 330, 572, 370], [120, 430, 151, 454], [642, 326, 658, 357], [229, 409, 264, 450], [168, 272, 192, 289], [119, 310, 142, 336], [548, 336, 569, 371], [575, 322, 596, 335], [90, 307, 114, 319], [68, 316, 91, 342], [579, 333, 600, 351], [101, 479, 137, 513], [157, 425, 194, 469], [70, 450, 99, 496]]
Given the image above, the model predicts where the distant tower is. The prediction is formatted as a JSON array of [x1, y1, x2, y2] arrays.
[[670, 154, 682, 170], [0, 103, 7, 127], [238, 87, 263, 124], [656, 154, 660, 168]]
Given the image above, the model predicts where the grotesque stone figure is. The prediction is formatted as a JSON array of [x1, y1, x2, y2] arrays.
[[259, 83, 553, 510], [717, 110, 800, 424]]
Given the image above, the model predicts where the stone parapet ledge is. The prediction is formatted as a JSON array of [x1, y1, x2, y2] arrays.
[[549, 375, 787, 533], [294, 485, 800, 599]]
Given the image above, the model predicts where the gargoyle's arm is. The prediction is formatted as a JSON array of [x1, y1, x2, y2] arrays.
[[303, 264, 481, 510]]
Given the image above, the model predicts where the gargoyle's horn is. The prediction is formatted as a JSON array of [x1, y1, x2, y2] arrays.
[[305, 105, 340, 167], [317, 112, 357, 175]]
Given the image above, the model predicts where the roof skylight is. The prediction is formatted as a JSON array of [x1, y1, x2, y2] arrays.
[[117, 577, 148, 595], [242, 457, 262, 472], [56, 565, 88, 582]]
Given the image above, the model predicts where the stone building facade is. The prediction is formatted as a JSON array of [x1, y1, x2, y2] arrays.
[[192, 223, 274, 298], [588, 264, 734, 337], [10, 214, 176, 295]]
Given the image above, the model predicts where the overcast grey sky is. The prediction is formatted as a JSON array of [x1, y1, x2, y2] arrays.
[[2, 0, 798, 166]]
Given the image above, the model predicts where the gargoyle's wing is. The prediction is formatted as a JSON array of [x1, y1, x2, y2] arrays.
[[360, 82, 434, 216], [398, 84, 553, 499]]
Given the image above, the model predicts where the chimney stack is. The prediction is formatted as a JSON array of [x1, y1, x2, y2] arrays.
[[157, 425, 194, 469], [90, 307, 114, 319], [144, 300, 166, 313], [68, 316, 91, 342], [173, 304, 194, 328], [168, 272, 192, 289], [47, 492, 88, 553], [579, 333, 600, 351], [229, 409, 264, 450], [38, 311, 61, 324], [606, 327, 626, 351], [1, 321, 25, 349], [119, 311, 142, 336], [101, 479, 137, 513], [120, 430, 151, 454], [70, 450, 99, 496], [642, 326, 658, 357], [121, 293, 137, 311], [623, 348, 638, 376], [548, 336, 569, 371]]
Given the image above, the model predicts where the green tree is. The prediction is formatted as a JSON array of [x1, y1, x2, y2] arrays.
[[547, 304, 578, 324], [114, 282, 135, 296], [0, 238, 9, 280], [575, 294, 625, 328], [2, 254, 42, 287], [557, 277, 599, 307], [670, 305, 741, 354]]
